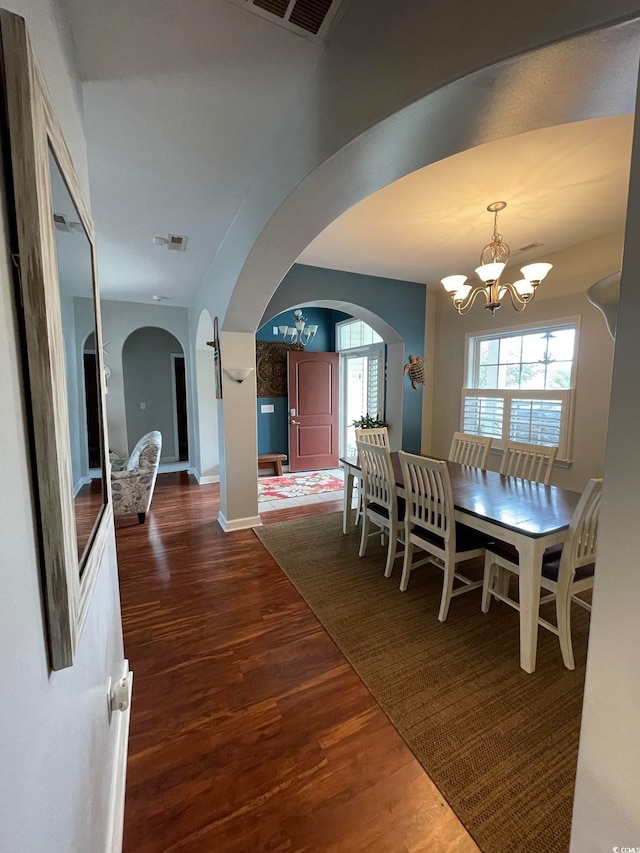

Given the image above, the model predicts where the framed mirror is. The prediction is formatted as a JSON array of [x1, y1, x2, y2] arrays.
[[1, 12, 111, 669]]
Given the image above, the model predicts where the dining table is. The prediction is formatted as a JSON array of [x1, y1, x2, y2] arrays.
[[340, 452, 581, 673]]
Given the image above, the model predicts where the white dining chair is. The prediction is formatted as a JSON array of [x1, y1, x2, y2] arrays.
[[448, 432, 492, 468], [499, 440, 558, 485], [356, 439, 403, 578], [482, 477, 602, 669], [354, 427, 389, 525], [399, 452, 488, 621]]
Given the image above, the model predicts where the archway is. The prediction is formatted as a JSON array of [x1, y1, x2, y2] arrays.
[[122, 327, 188, 463]]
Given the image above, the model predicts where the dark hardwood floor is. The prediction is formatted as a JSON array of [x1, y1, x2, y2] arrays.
[[116, 473, 479, 852]]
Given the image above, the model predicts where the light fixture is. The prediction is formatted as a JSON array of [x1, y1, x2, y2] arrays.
[[587, 271, 620, 339], [278, 309, 318, 346], [441, 202, 552, 316], [224, 367, 254, 383]]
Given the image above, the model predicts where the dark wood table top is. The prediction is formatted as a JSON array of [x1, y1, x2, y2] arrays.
[[341, 453, 581, 539]]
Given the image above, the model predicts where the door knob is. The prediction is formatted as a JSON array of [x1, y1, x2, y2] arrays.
[[290, 420, 301, 425]]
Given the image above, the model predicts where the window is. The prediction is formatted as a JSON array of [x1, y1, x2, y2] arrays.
[[463, 320, 578, 461], [337, 319, 385, 457]]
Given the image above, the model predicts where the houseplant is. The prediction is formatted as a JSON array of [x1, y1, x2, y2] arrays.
[[352, 414, 388, 430]]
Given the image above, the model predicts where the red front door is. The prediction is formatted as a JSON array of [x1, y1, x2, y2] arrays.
[[287, 351, 339, 472]]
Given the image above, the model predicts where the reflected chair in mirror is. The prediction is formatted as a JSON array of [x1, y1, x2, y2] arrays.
[[482, 478, 602, 669], [499, 440, 558, 485], [448, 432, 492, 468], [110, 430, 162, 524], [354, 427, 389, 525], [399, 452, 489, 621], [356, 439, 404, 578]]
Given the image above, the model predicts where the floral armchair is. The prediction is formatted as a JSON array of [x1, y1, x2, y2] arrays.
[[110, 430, 162, 524]]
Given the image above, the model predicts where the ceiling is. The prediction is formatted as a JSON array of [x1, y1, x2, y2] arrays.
[[61, 1, 634, 307]]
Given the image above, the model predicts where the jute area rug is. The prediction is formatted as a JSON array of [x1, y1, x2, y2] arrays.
[[255, 512, 590, 853]]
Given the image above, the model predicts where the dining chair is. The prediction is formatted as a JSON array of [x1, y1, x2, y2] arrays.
[[482, 477, 602, 669], [354, 427, 389, 525], [448, 431, 492, 468], [399, 452, 489, 621], [499, 440, 558, 485], [356, 439, 404, 578]]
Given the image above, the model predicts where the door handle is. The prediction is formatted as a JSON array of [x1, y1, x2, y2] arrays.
[[289, 420, 301, 425]]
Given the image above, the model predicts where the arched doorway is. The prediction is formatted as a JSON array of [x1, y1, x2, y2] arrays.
[[122, 327, 188, 463]]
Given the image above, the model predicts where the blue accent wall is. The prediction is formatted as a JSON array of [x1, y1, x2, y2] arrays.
[[261, 264, 426, 453], [256, 307, 350, 456]]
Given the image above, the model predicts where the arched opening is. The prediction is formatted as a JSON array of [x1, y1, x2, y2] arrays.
[[122, 327, 188, 463]]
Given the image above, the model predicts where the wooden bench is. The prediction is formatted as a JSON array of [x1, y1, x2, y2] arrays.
[[258, 453, 287, 476]]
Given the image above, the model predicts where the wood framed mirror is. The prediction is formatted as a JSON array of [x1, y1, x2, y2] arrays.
[[0, 11, 111, 669]]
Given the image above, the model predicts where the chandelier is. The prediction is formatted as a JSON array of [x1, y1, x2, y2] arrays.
[[278, 309, 318, 346], [441, 201, 552, 316]]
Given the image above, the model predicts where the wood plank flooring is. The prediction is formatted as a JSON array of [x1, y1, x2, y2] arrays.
[[117, 473, 479, 852]]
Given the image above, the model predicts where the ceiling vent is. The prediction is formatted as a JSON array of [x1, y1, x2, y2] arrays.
[[53, 212, 83, 233], [514, 241, 543, 255], [226, 0, 345, 42], [154, 234, 189, 252]]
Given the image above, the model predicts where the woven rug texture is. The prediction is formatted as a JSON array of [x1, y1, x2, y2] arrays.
[[255, 512, 589, 853], [257, 471, 343, 502]]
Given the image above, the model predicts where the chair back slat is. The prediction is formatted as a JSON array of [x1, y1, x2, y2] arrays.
[[500, 440, 558, 485], [357, 441, 395, 512], [400, 452, 453, 545], [355, 427, 389, 447], [448, 432, 491, 468]]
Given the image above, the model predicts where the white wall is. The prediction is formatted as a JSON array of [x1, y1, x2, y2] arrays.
[[571, 72, 640, 850], [429, 232, 621, 491], [0, 3, 125, 852]]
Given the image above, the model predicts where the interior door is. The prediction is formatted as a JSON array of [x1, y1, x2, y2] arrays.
[[288, 351, 339, 471]]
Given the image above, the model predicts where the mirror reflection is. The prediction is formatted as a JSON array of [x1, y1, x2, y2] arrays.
[[49, 147, 106, 569]]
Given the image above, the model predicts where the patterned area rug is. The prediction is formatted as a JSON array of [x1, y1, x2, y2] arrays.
[[258, 471, 344, 502]]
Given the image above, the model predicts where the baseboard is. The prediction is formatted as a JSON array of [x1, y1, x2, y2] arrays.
[[217, 512, 262, 532], [73, 476, 92, 496], [105, 671, 134, 853], [189, 468, 220, 485]]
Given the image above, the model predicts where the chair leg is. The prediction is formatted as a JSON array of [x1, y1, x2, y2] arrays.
[[399, 538, 414, 591], [137, 512, 146, 524], [481, 552, 495, 613], [556, 589, 576, 670], [384, 520, 399, 578], [358, 510, 370, 558], [438, 556, 457, 622]]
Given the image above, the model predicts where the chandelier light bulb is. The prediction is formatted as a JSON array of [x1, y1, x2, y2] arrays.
[[441, 274, 468, 293], [475, 262, 505, 284], [520, 262, 553, 284]]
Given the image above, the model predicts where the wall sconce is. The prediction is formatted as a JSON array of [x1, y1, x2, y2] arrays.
[[587, 272, 620, 339], [278, 309, 318, 346], [224, 367, 254, 383]]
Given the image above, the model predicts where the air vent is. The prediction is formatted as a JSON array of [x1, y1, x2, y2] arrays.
[[514, 241, 543, 255], [53, 212, 83, 233], [227, 0, 344, 41], [167, 234, 188, 252], [153, 234, 189, 252]]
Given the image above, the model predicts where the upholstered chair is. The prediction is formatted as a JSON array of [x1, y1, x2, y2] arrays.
[[110, 430, 162, 524]]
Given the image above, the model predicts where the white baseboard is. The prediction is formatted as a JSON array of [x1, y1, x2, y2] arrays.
[[73, 476, 92, 497], [105, 671, 133, 853], [217, 512, 262, 532], [189, 468, 220, 485]]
